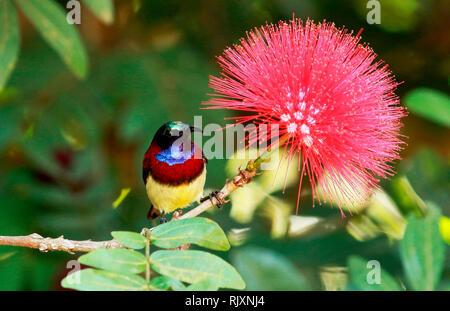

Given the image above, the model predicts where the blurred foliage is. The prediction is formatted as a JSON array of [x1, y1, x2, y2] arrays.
[[354, 0, 423, 33], [346, 189, 407, 242], [0, 0, 449, 290], [225, 148, 297, 238], [405, 88, 450, 127], [0, 0, 116, 89]]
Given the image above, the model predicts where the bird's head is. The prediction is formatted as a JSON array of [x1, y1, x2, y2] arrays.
[[153, 121, 201, 150], [143, 121, 205, 184]]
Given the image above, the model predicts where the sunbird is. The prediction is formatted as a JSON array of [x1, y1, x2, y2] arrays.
[[142, 121, 221, 222]]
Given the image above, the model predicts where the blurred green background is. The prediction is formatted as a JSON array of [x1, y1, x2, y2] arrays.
[[0, 0, 448, 290]]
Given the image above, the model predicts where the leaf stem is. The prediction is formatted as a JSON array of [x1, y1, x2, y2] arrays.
[[145, 230, 151, 290]]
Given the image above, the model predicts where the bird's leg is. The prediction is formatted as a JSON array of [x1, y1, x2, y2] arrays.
[[200, 190, 226, 209], [159, 213, 168, 224]]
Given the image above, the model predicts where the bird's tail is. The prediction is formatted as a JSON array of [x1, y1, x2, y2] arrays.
[[147, 205, 162, 220]]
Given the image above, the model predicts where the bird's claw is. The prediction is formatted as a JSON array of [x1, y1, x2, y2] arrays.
[[172, 210, 183, 220], [200, 190, 225, 209]]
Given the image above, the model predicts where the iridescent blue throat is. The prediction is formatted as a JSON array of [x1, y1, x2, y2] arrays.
[[155, 144, 194, 166]]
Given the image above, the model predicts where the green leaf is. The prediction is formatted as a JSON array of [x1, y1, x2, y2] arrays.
[[83, 0, 114, 25], [150, 250, 245, 290], [61, 268, 147, 291], [347, 255, 402, 291], [185, 278, 219, 291], [151, 217, 230, 251], [111, 231, 147, 250], [15, 0, 88, 78], [405, 88, 450, 127], [78, 249, 146, 274], [0, 0, 20, 91], [150, 276, 186, 291], [231, 246, 309, 291], [400, 203, 446, 290]]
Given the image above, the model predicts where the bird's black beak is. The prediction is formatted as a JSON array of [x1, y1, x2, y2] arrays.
[[190, 126, 202, 133]]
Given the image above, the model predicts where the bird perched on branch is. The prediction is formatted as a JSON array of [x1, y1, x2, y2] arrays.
[[142, 121, 222, 222]]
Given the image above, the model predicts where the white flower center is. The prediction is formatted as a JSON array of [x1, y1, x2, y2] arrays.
[[279, 87, 317, 147], [300, 124, 310, 134], [298, 90, 306, 100], [298, 101, 306, 111], [294, 111, 303, 120], [281, 114, 291, 122], [303, 135, 313, 147], [287, 123, 298, 134]]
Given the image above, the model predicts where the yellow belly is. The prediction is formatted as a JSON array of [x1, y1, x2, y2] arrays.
[[145, 168, 206, 214]]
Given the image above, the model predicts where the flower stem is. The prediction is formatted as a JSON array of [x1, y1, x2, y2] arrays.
[[246, 134, 289, 171]]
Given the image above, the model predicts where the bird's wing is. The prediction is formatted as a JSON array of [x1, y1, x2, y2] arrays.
[[202, 151, 208, 164]]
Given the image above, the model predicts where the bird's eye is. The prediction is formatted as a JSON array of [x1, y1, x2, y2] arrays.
[[165, 128, 182, 137]]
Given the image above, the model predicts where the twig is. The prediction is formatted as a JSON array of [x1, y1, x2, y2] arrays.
[[0, 234, 125, 254], [179, 162, 257, 219], [0, 160, 261, 254]]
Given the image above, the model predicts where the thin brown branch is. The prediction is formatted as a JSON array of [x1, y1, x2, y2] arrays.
[[0, 161, 259, 254], [179, 164, 257, 219], [0, 234, 125, 254]]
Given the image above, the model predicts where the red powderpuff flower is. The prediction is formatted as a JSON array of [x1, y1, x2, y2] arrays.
[[204, 18, 407, 216]]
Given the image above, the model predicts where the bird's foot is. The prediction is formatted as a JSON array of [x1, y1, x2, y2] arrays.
[[234, 165, 253, 187], [200, 190, 226, 209], [172, 210, 183, 220]]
